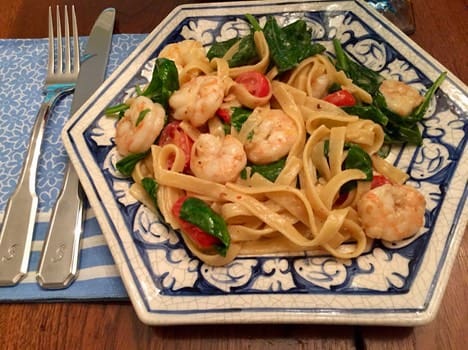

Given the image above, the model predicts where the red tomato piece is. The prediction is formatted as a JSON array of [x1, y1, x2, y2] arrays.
[[371, 174, 391, 189], [158, 121, 193, 171], [172, 196, 221, 249], [216, 107, 231, 123], [235, 71, 270, 97], [323, 89, 356, 107], [335, 175, 391, 206]]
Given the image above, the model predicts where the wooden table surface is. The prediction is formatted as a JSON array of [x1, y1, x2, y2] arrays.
[[0, 1, 466, 349]]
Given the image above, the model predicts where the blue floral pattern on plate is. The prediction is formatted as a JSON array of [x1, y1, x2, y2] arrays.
[[63, 0, 467, 325]]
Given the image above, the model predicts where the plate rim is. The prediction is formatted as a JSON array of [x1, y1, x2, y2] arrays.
[[62, 0, 468, 325]]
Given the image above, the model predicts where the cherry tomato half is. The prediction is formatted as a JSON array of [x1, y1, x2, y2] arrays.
[[216, 107, 232, 123], [323, 89, 356, 107], [371, 174, 391, 189], [158, 121, 193, 172], [235, 71, 270, 98], [172, 196, 221, 249]]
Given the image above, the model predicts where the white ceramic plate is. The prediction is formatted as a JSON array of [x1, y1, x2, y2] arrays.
[[62, 0, 467, 325]]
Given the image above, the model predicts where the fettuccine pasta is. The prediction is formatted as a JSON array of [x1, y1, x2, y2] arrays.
[[110, 18, 429, 266]]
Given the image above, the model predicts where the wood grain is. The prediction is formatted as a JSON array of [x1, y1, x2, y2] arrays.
[[410, 0, 468, 84], [0, 302, 358, 349], [0, 0, 466, 349]]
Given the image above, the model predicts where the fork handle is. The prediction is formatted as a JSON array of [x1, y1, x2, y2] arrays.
[[36, 163, 84, 289], [0, 103, 50, 286]]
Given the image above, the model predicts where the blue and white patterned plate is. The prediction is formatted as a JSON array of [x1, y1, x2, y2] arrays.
[[62, 0, 467, 325]]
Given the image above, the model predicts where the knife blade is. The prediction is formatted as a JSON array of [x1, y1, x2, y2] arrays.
[[36, 8, 115, 289]]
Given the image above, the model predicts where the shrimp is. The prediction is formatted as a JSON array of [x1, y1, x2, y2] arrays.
[[309, 74, 330, 98], [357, 184, 426, 242], [158, 40, 209, 74], [115, 96, 165, 156], [379, 79, 424, 117], [190, 134, 247, 184], [244, 109, 297, 165], [169, 75, 224, 127]]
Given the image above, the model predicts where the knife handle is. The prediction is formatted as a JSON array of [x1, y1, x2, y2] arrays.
[[36, 163, 84, 289], [0, 103, 50, 286]]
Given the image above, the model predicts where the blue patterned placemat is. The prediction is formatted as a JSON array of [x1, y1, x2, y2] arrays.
[[0, 34, 146, 301]]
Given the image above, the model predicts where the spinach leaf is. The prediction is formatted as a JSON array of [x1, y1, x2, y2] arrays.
[[249, 157, 286, 182], [263, 16, 325, 73], [411, 71, 447, 121], [328, 82, 342, 94], [384, 121, 422, 145], [207, 35, 259, 68], [342, 105, 389, 126], [323, 142, 373, 182], [344, 144, 373, 181], [222, 120, 231, 135], [141, 57, 179, 109], [397, 124, 423, 145], [179, 197, 230, 256], [231, 107, 252, 131], [229, 34, 259, 67], [333, 38, 384, 95], [116, 152, 149, 176], [207, 37, 240, 60], [208, 15, 325, 72], [245, 14, 262, 31], [135, 109, 150, 127], [323, 139, 330, 157], [141, 177, 159, 208], [104, 103, 129, 117], [282, 19, 326, 58], [324, 143, 373, 194]]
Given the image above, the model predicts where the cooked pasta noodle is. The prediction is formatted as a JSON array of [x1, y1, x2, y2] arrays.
[[111, 27, 427, 266]]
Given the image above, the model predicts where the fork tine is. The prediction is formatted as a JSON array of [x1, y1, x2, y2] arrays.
[[71, 6, 80, 74], [47, 6, 54, 75], [64, 5, 71, 74], [55, 5, 62, 73]]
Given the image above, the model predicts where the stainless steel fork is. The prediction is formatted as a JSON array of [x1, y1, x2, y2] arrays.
[[0, 5, 80, 286]]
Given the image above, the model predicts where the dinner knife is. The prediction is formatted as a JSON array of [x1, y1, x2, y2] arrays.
[[36, 8, 115, 289]]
